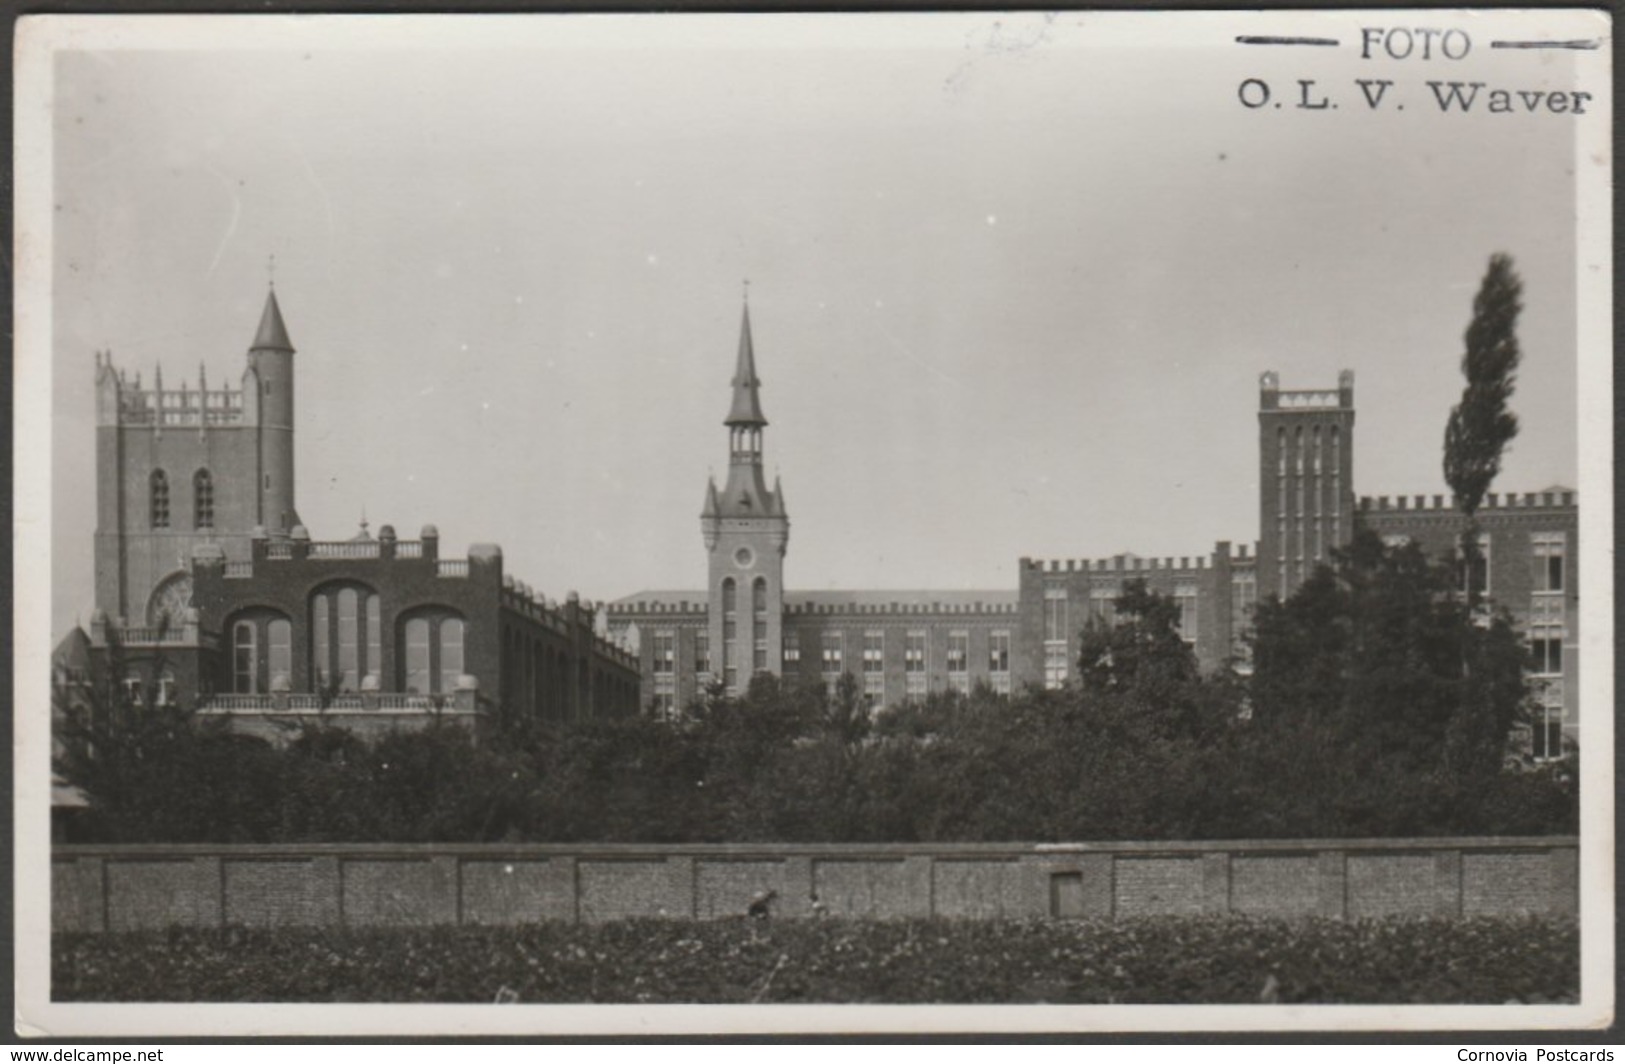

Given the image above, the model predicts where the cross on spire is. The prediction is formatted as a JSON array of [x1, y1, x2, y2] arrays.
[[268, 253, 276, 289]]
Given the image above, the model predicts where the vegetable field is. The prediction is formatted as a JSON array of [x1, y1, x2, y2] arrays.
[[55, 914, 1577, 1004]]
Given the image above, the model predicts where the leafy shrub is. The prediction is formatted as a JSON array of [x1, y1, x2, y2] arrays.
[[54, 915, 1577, 1005]]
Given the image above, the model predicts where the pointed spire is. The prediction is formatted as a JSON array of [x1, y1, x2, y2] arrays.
[[251, 287, 295, 353], [725, 299, 766, 427], [702, 477, 721, 518], [772, 474, 785, 515]]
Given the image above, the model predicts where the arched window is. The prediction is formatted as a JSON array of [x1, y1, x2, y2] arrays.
[[310, 583, 381, 692], [1311, 426, 1322, 475], [193, 469, 214, 529], [233, 620, 258, 693], [1276, 428, 1286, 475], [398, 609, 467, 695], [227, 609, 294, 694], [150, 470, 170, 529], [1294, 426, 1305, 475], [721, 577, 736, 616], [752, 577, 769, 672]]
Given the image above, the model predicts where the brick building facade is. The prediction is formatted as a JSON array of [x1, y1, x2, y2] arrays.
[[610, 304, 1579, 759], [68, 289, 638, 743]]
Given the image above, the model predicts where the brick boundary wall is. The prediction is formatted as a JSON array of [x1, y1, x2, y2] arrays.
[[52, 838, 1578, 932]]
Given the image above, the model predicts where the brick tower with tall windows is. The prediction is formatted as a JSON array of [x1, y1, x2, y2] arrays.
[[93, 287, 302, 627], [701, 299, 790, 695], [1257, 370, 1356, 601]]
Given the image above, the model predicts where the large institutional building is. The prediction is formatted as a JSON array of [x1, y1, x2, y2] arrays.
[[608, 305, 1579, 759], [59, 289, 1579, 763], [65, 290, 640, 742]]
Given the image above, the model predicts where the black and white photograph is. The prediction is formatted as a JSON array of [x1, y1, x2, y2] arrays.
[[13, 10, 1613, 1037]]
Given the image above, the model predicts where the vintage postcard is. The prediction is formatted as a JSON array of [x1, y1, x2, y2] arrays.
[[14, 10, 1613, 1038]]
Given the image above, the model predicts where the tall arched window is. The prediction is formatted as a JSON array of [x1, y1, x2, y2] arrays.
[[193, 469, 214, 529], [150, 470, 170, 529], [227, 609, 294, 694], [721, 577, 738, 690], [311, 584, 381, 692], [752, 577, 769, 672], [399, 610, 466, 694]]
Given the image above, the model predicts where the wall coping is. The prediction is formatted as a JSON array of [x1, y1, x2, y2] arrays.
[[53, 836, 1577, 861]]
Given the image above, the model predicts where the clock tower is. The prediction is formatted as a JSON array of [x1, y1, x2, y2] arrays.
[[701, 298, 789, 694]]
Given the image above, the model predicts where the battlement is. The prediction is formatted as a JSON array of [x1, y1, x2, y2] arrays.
[[606, 599, 707, 616], [1020, 553, 1213, 575], [1358, 490, 1576, 513], [783, 599, 1018, 617], [99, 352, 248, 428], [1273, 389, 1342, 410], [1258, 369, 1355, 411]]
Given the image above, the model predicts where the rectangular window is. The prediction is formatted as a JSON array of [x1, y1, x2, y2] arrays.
[[1044, 587, 1068, 641], [1461, 533, 1491, 597], [1534, 532, 1566, 593], [989, 630, 1011, 695], [1089, 586, 1116, 627], [1175, 585, 1198, 644], [652, 631, 675, 674], [864, 670, 885, 710], [694, 632, 710, 677], [905, 630, 927, 696], [1530, 637, 1563, 676], [1531, 685, 1565, 760], [1230, 570, 1257, 669], [821, 631, 843, 676], [781, 629, 799, 667], [1043, 644, 1068, 690], [1046, 586, 1071, 689], [753, 619, 768, 672], [863, 631, 884, 674], [404, 618, 432, 694]]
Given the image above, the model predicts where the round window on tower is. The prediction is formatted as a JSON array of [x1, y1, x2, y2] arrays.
[[734, 546, 754, 569]]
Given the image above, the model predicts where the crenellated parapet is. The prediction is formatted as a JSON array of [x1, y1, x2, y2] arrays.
[[1359, 489, 1577, 512], [96, 350, 249, 428], [1021, 553, 1215, 574], [785, 598, 1017, 617]]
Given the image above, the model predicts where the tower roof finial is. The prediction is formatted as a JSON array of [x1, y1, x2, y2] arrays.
[[725, 296, 766, 427]]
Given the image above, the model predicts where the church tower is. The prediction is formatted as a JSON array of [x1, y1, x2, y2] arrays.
[[94, 287, 302, 625], [1258, 369, 1355, 601], [701, 298, 789, 694]]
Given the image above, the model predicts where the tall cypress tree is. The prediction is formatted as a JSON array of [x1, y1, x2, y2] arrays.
[[1443, 253, 1523, 602]]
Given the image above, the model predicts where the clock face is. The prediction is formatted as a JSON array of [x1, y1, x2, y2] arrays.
[[733, 546, 755, 569], [148, 574, 193, 628]]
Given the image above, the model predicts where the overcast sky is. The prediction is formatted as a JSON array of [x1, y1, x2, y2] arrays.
[[44, 13, 1592, 629]]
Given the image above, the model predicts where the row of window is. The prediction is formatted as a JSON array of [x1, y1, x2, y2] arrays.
[[149, 469, 215, 530], [654, 629, 1014, 683]]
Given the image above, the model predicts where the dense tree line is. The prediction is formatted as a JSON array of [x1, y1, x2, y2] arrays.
[[56, 531, 1575, 844]]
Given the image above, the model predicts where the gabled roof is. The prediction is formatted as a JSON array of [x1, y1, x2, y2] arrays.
[[251, 288, 295, 352], [725, 303, 766, 427]]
